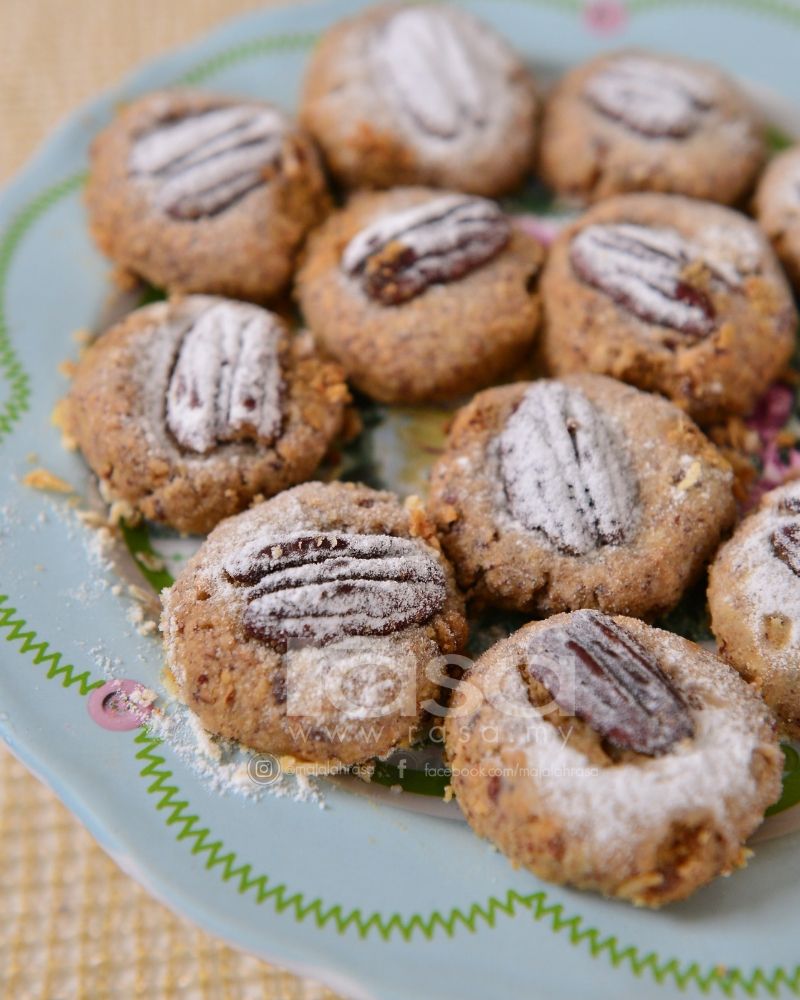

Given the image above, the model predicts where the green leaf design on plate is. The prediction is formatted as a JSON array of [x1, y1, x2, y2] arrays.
[[767, 744, 800, 816], [370, 760, 452, 797], [120, 519, 175, 592], [766, 123, 795, 153]]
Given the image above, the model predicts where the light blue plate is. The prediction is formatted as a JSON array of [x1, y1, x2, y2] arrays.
[[3, 2, 800, 998]]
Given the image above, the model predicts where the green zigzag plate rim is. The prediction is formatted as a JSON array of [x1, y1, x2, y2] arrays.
[[2, 592, 800, 996], [3, 7, 800, 995]]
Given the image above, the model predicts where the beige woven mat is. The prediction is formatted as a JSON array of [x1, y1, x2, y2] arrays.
[[0, 1, 344, 997]]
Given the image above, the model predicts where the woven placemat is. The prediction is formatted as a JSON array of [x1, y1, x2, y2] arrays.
[[0, 1, 345, 997], [0, 745, 341, 999]]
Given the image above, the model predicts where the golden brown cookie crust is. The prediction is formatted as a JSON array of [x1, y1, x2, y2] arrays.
[[86, 89, 331, 302], [538, 49, 765, 205], [445, 613, 782, 907], [539, 193, 797, 426], [299, 3, 538, 195], [161, 482, 468, 765], [66, 296, 350, 535], [295, 187, 544, 404], [428, 374, 735, 618], [754, 143, 800, 290], [709, 480, 800, 739]]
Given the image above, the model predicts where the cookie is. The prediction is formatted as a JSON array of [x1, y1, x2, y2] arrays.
[[538, 49, 765, 204], [66, 296, 350, 535], [299, 2, 538, 196], [161, 481, 468, 765], [539, 193, 797, 426], [86, 89, 330, 302], [295, 187, 544, 403], [754, 143, 800, 289], [428, 374, 735, 617], [445, 610, 782, 906], [709, 480, 800, 738]]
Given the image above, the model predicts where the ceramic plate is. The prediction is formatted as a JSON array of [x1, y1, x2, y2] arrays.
[[3, 2, 800, 998]]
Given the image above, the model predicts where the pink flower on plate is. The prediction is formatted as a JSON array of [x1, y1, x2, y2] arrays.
[[749, 382, 795, 434], [513, 214, 565, 247], [745, 381, 800, 508], [583, 0, 628, 35]]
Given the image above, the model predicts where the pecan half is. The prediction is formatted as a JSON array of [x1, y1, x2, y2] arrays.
[[525, 610, 695, 756], [342, 194, 510, 305], [584, 56, 713, 139], [166, 301, 283, 454], [224, 531, 447, 648], [498, 382, 637, 556], [771, 522, 800, 577], [371, 7, 487, 140], [570, 223, 716, 340], [130, 105, 285, 220]]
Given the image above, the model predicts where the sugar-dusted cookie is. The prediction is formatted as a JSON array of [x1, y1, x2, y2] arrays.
[[86, 89, 330, 302], [445, 611, 782, 906], [428, 374, 735, 617], [161, 481, 468, 765], [755, 142, 800, 290], [709, 480, 800, 738], [539, 193, 797, 425], [539, 50, 765, 204], [295, 187, 544, 403], [66, 296, 349, 534], [299, 3, 538, 196]]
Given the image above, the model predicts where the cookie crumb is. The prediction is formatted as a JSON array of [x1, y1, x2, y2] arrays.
[[128, 584, 153, 605], [75, 508, 110, 529], [675, 460, 702, 492], [22, 468, 73, 494], [135, 550, 165, 573], [51, 398, 78, 451], [72, 328, 93, 346]]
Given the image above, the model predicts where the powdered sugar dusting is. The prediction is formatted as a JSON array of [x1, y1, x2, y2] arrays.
[[130, 105, 286, 219], [490, 622, 775, 862], [369, 5, 520, 156], [694, 222, 764, 288], [498, 381, 637, 555], [146, 698, 323, 805], [283, 636, 418, 721], [341, 194, 509, 304], [584, 55, 715, 138], [728, 482, 800, 667], [371, 7, 487, 140], [223, 531, 447, 646], [570, 223, 716, 338], [166, 299, 283, 454]]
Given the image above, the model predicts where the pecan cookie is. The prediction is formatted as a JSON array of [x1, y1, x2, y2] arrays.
[[755, 143, 800, 290], [709, 480, 800, 739], [295, 187, 544, 403], [428, 374, 735, 617], [445, 611, 781, 907], [86, 89, 330, 302], [299, 2, 538, 195], [538, 50, 765, 204], [161, 481, 468, 765], [66, 296, 349, 534], [539, 193, 797, 425]]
